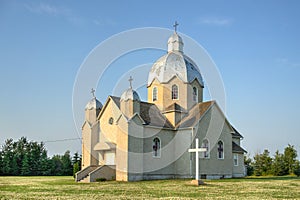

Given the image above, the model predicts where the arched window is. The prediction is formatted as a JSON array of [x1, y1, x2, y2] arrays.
[[171, 85, 178, 100], [152, 87, 158, 101], [218, 141, 224, 159], [152, 137, 161, 158], [202, 139, 209, 158], [193, 87, 198, 102]]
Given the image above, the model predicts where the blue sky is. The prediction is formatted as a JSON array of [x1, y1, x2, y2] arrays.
[[0, 0, 299, 157]]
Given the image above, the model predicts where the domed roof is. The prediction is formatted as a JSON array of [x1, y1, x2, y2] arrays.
[[120, 88, 140, 101], [148, 33, 204, 86], [85, 97, 103, 110]]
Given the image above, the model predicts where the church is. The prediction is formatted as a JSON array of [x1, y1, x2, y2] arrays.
[[76, 27, 247, 182]]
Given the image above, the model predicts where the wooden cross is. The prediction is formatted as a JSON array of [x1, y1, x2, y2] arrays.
[[128, 76, 133, 89], [173, 21, 179, 32], [188, 138, 207, 180], [91, 88, 95, 97]]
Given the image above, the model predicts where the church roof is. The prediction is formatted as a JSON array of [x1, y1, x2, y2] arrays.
[[164, 103, 185, 113], [232, 142, 247, 153], [85, 97, 103, 110], [147, 32, 204, 87], [110, 96, 173, 129], [120, 88, 140, 101], [176, 101, 214, 128], [231, 126, 244, 138]]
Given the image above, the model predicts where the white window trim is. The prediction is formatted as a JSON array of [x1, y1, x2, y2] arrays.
[[152, 137, 161, 158], [171, 84, 179, 100], [193, 87, 198, 102], [217, 140, 224, 159], [234, 154, 238, 166], [152, 86, 158, 101], [202, 138, 210, 159]]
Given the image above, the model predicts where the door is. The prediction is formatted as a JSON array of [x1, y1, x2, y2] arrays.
[[105, 152, 115, 165]]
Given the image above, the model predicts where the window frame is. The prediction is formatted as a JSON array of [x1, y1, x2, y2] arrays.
[[171, 84, 179, 100], [202, 139, 210, 159], [152, 137, 161, 158], [193, 87, 198, 102], [217, 140, 224, 159], [233, 153, 238, 166], [152, 87, 158, 101]]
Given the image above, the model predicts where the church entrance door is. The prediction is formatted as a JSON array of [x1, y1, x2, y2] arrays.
[[105, 151, 115, 165]]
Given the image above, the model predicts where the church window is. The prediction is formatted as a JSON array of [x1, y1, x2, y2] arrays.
[[153, 87, 158, 101], [233, 154, 238, 166], [108, 117, 114, 125], [152, 137, 161, 158], [193, 87, 198, 102], [202, 139, 209, 158], [172, 85, 179, 100], [218, 141, 224, 159]]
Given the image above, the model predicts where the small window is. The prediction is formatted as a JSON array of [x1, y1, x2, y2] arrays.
[[193, 87, 198, 102], [152, 87, 158, 101], [171, 85, 178, 100], [233, 154, 238, 166], [108, 117, 114, 125], [202, 139, 209, 158], [218, 141, 224, 159], [152, 137, 161, 158]]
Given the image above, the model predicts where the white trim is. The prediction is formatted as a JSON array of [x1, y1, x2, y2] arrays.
[[233, 153, 238, 166], [192, 87, 198, 102], [201, 138, 210, 159], [152, 86, 158, 101]]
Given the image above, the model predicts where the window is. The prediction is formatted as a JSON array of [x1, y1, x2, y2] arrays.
[[171, 85, 178, 100], [108, 117, 114, 125], [152, 87, 158, 101], [202, 139, 209, 158], [233, 154, 238, 166], [193, 87, 198, 102], [218, 141, 224, 159], [152, 137, 161, 158]]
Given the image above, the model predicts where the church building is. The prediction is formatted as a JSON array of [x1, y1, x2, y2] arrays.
[[76, 28, 247, 182]]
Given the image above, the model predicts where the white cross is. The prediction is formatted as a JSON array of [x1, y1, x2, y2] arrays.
[[188, 138, 207, 180]]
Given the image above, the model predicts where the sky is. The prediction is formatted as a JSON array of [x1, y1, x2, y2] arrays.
[[0, 0, 300, 157]]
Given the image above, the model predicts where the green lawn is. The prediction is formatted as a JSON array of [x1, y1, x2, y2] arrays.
[[0, 176, 299, 199]]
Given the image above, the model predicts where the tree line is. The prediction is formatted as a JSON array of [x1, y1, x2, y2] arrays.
[[0, 137, 81, 176], [245, 144, 300, 177]]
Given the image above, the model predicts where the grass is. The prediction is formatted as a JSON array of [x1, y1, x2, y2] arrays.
[[0, 176, 299, 199]]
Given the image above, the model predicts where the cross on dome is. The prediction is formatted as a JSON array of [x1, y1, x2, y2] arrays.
[[91, 88, 95, 98], [173, 21, 179, 32], [128, 76, 133, 89]]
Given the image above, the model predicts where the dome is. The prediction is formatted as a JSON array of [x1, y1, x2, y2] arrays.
[[148, 32, 204, 87], [85, 97, 103, 110], [120, 88, 140, 101], [147, 51, 204, 87]]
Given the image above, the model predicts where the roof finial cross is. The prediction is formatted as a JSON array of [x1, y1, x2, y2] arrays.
[[173, 21, 179, 33], [128, 76, 133, 89], [91, 88, 95, 98]]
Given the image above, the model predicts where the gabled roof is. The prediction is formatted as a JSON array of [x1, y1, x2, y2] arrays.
[[232, 142, 247, 153], [110, 96, 173, 129], [231, 126, 244, 138], [164, 103, 185, 113], [176, 101, 214, 128]]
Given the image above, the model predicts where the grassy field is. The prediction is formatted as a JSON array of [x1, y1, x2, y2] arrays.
[[0, 176, 299, 199]]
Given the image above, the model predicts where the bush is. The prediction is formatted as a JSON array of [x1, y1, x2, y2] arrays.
[[96, 178, 107, 182], [294, 161, 300, 177]]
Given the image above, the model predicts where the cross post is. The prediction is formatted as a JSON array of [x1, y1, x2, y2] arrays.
[[188, 138, 207, 181], [128, 76, 133, 89], [173, 21, 179, 32], [91, 88, 95, 98]]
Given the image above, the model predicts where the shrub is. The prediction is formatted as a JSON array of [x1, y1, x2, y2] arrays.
[[96, 178, 107, 182]]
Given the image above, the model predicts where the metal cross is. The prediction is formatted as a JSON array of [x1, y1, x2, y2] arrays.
[[91, 88, 95, 97], [128, 76, 133, 89], [173, 21, 179, 32], [188, 138, 207, 180]]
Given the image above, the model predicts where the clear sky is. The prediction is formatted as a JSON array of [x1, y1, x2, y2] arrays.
[[0, 0, 299, 157]]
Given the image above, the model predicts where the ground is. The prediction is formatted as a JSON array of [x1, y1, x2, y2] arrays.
[[0, 176, 299, 199]]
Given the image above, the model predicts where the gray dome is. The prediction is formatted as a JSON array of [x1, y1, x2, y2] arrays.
[[147, 51, 204, 87], [120, 88, 140, 101], [85, 97, 103, 110]]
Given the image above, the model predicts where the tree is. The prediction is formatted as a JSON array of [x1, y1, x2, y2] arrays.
[[72, 152, 81, 177], [283, 144, 297, 175], [294, 160, 300, 177], [244, 155, 254, 176], [253, 149, 272, 176], [61, 151, 73, 176], [271, 151, 288, 176], [21, 154, 31, 176]]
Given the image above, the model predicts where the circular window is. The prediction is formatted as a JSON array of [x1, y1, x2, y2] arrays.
[[108, 117, 114, 125]]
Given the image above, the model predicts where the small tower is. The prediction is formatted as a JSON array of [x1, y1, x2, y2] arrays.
[[82, 88, 102, 168], [120, 76, 140, 118]]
